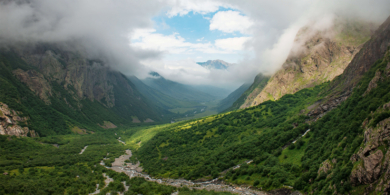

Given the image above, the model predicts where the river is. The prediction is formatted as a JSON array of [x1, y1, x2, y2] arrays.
[[105, 150, 268, 195]]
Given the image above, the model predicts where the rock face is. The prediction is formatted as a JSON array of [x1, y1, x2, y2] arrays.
[[306, 92, 350, 120], [240, 17, 376, 109], [330, 16, 390, 94], [14, 46, 118, 108], [350, 102, 390, 193], [0, 102, 38, 137], [305, 16, 390, 120], [0, 42, 162, 130]]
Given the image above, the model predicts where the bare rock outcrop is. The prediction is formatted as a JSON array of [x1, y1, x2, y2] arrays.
[[318, 159, 334, 175], [306, 92, 350, 120], [350, 102, 390, 193], [13, 69, 52, 104], [0, 102, 38, 137], [363, 70, 382, 96], [241, 17, 376, 109], [14, 47, 117, 108], [351, 150, 383, 184]]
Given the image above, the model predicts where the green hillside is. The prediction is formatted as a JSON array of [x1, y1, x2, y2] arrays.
[[132, 49, 390, 193]]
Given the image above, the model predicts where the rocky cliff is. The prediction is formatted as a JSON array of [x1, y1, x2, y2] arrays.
[[241, 17, 377, 109], [12, 44, 124, 108], [0, 102, 38, 137], [0, 43, 165, 136], [350, 101, 390, 194], [305, 16, 390, 120]]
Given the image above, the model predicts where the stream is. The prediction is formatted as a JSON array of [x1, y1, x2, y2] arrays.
[[79, 145, 88, 154], [105, 150, 268, 195]]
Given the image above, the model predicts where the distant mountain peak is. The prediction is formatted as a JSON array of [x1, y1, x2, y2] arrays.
[[196, 59, 233, 70], [149, 71, 162, 78]]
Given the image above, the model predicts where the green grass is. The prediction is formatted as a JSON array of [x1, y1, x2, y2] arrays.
[[122, 124, 174, 149], [169, 107, 196, 114], [180, 109, 218, 121], [278, 135, 311, 165]]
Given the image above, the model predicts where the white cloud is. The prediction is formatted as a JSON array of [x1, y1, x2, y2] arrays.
[[139, 58, 253, 89], [131, 29, 250, 55], [196, 37, 204, 41], [131, 30, 192, 54], [260, 24, 302, 73], [210, 10, 254, 34], [0, 0, 167, 76], [2, 0, 390, 88], [166, 0, 233, 17], [215, 37, 251, 51]]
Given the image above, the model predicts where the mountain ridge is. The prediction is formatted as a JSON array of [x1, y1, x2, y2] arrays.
[[142, 73, 218, 102]]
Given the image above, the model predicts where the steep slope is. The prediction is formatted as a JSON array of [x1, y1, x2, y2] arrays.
[[307, 16, 390, 119], [241, 17, 377, 109], [228, 73, 270, 110], [216, 83, 251, 112], [0, 43, 165, 136], [129, 76, 200, 109], [196, 59, 232, 70], [133, 15, 390, 194], [142, 72, 217, 102]]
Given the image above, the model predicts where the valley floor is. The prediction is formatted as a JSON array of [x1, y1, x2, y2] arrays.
[[106, 148, 268, 195]]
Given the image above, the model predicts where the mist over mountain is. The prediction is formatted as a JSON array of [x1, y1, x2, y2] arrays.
[[142, 72, 218, 103]]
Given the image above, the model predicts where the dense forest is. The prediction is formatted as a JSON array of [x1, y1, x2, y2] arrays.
[[0, 130, 236, 195]]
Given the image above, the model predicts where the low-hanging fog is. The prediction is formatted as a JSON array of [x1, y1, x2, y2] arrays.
[[1, 0, 389, 90]]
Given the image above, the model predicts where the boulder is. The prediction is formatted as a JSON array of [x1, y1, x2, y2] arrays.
[[0, 125, 5, 135], [363, 150, 384, 182], [318, 159, 333, 174], [0, 102, 38, 137]]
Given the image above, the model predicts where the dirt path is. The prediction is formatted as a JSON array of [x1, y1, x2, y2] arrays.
[[117, 138, 126, 145], [79, 146, 88, 154], [89, 173, 112, 195]]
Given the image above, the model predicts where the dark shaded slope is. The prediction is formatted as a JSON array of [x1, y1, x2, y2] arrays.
[[227, 73, 270, 111], [129, 76, 199, 109], [216, 83, 251, 112], [143, 74, 216, 102], [0, 45, 165, 136]]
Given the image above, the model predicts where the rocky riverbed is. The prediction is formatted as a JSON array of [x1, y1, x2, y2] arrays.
[[106, 150, 269, 195]]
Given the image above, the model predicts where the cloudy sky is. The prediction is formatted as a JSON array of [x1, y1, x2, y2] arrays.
[[1, 0, 390, 89]]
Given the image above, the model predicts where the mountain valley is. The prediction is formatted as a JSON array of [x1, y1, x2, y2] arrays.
[[1, 1, 390, 195]]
